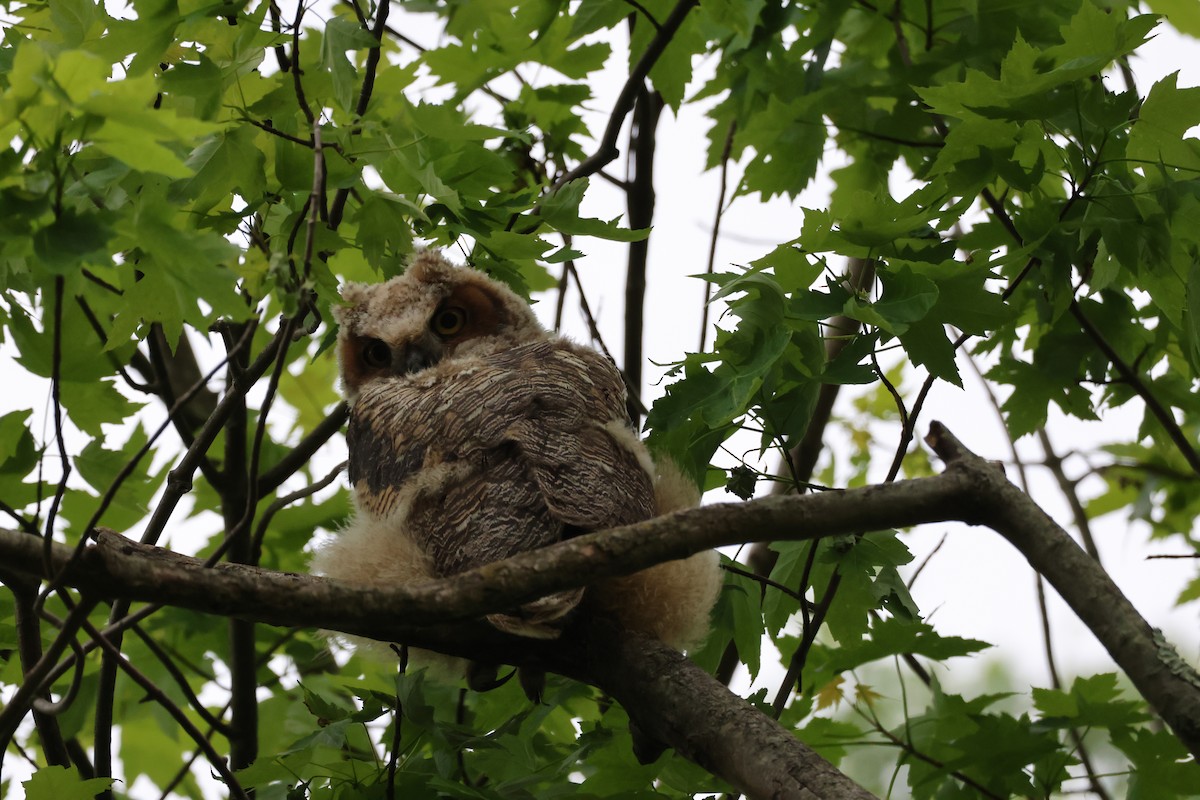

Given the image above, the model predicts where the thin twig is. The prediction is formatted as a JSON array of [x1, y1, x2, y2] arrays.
[[221, 319, 258, 773], [553, 236, 573, 332], [42, 277, 70, 580], [85, 617, 250, 799], [565, 265, 649, 419], [139, 323, 284, 549], [0, 597, 98, 757], [386, 644, 408, 797], [855, 702, 1005, 800], [871, 349, 909, 435], [240, 316, 298, 550], [552, 0, 698, 189], [905, 533, 946, 589], [29, 607, 87, 719], [772, 570, 843, 717], [257, 403, 349, 496], [36, 331, 252, 608], [329, 0, 391, 229], [290, 1, 315, 127], [1037, 429, 1102, 563], [12, 581, 72, 767], [253, 460, 347, 559], [75, 297, 155, 393], [699, 121, 736, 352], [621, 0, 662, 28], [127, 624, 232, 736], [1070, 300, 1200, 476], [721, 562, 810, 605]]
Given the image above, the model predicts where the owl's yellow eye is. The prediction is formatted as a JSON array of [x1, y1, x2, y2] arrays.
[[431, 306, 467, 337], [361, 338, 391, 369]]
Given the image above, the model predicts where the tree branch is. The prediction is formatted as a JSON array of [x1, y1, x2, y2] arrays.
[[623, 85, 660, 427], [581, 624, 878, 800], [3, 423, 1196, 770]]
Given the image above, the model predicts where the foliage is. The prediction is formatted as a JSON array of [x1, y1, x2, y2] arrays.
[[0, 0, 1197, 798]]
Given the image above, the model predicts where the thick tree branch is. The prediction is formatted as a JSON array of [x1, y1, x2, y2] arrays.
[[3, 424, 1198, 776], [923, 423, 1200, 759], [580, 624, 878, 800]]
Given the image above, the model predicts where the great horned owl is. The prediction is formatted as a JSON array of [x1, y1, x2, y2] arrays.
[[312, 251, 721, 656]]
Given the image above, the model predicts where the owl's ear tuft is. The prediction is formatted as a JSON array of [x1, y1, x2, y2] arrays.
[[333, 283, 371, 325], [406, 249, 455, 283]]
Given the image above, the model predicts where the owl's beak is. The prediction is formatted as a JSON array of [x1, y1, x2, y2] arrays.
[[395, 335, 441, 375]]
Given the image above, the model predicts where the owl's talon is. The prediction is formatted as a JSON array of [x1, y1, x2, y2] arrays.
[[466, 662, 514, 692], [518, 667, 546, 704]]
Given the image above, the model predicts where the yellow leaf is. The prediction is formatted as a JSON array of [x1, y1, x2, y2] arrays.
[[815, 675, 845, 710], [856, 683, 884, 708]]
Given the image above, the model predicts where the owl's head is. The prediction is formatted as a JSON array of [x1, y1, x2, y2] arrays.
[[333, 251, 544, 397]]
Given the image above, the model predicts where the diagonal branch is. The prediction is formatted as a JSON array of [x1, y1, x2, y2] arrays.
[[552, 0, 698, 189], [1069, 299, 1200, 476]]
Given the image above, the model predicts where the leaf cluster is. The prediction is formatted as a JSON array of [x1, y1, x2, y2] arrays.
[[0, 0, 1197, 798]]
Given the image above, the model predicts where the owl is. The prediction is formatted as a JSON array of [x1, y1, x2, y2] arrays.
[[312, 251, 721, 660]]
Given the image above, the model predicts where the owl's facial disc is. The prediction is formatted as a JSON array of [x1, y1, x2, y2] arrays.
[[432, 284, 506, 345], [355, 334, 441, 378]]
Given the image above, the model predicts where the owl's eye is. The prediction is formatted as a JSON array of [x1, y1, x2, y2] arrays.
[[361, 338, 391, 369], [431, 306, 467, 337]]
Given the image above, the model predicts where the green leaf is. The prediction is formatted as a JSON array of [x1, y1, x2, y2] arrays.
[[23, 766, 115, 800], [1128, 73, 1200, 174], [751, 242, 823, 292], [182, 125, 268, 212], [897, 316, 961, 386], [540, 179, 650, 242], [1114, 727, 1200, 799], [301, 682, 352, 723], [702, 0, 767, 41], [737, 93, 827, 199], [630, 0, 705, 110], [322, 16, 379, 113], [32, 211, 112, 272], [725, 570, 764, 680], [60, 378, 141, 438], [1178, 575, 1200, 606], [1148, 0, 1200, 37], [0, 410, 37, 476], [93, 118, 194, 178], [1033, 673, 1150, 730], [873, 266, 939, 328], [7, 296, 124, 382], [50, 0, 102, 48], [823, 618, 991, 674]]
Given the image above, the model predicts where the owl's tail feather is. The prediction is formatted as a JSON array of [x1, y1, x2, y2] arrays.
[[486, 588, 584, 639]]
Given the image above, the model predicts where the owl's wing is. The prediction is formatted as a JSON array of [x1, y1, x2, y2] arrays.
[[496, 341, 657, 533], [477, 342, 657, 636]]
